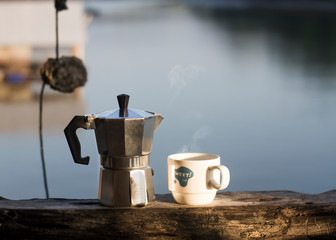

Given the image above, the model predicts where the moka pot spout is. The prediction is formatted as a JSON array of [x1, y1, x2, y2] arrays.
[[154, 113, 163, 132]]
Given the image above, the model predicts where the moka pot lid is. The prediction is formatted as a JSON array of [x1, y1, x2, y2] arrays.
[[94, 94, 156, 120]]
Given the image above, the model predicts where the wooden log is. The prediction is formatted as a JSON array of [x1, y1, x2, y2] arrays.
[[0, 191, 336, 239]]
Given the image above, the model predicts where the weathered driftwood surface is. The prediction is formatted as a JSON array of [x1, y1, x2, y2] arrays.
[[0, 191, 336, 239]]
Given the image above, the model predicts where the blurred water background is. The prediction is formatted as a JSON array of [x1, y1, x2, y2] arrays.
[[1, 0, 336, 199]]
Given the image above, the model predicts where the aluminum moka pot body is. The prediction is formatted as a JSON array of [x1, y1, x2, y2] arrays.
[[64, 94, 163, 207], [94, 114, 158, 158]]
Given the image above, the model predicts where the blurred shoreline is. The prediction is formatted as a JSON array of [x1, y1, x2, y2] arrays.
[[184, 0, 336, 12]]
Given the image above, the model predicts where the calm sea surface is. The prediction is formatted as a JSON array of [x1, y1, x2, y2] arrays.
[[1, 1, 336, 199]]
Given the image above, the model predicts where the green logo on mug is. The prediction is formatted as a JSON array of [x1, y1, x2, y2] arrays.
[[175, 167, 194, 187]]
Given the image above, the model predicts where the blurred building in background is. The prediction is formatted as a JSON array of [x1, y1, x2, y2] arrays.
[[0, 0, 87, 101]]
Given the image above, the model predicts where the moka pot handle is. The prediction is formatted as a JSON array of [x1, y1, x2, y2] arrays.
[[64, 115, 94, 165]]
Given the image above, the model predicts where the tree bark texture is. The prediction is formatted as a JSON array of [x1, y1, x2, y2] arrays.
[[0, 191, 335, 239]]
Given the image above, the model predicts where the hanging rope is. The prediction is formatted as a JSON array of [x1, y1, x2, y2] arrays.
[[39, 0, 87, 198], [39, 82, 49, 199], [55, 0, 67, 61], [38, 0, 68, 199], [56, 10, 59, 60]]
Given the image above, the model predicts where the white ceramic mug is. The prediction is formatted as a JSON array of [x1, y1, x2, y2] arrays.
[[167, 153, 230, 205]]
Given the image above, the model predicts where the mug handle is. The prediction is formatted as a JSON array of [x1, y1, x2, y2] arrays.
[[207, 165, 230, 190]]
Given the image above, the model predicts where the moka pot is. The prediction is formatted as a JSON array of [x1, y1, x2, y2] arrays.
[[64, 94, 163, 206]]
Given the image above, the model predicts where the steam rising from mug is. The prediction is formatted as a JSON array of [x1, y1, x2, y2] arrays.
[[40, 56, 87, 93]]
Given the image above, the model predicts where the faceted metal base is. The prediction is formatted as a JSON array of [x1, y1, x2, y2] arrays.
[[98, 166, 155, 207]]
